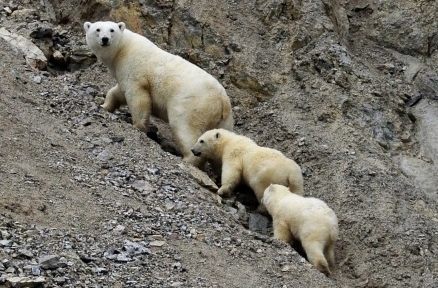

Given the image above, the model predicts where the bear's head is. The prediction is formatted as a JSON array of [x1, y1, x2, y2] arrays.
[[84, 21, 126, 51], [261, 184, 274, 206], [261, 184, 289, 207], [191, 129, 225, 159]]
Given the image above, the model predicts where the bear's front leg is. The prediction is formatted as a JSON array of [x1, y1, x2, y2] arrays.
[[125, 86, 152, 133], [217, 162, 241, 197], [255, 204, 269, 215], [102, 84, 126, 112], [273, 219, 293, 244]]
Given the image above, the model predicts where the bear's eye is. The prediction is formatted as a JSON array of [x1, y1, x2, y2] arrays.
[[200, 140, 204, 144], [96, 28, 100, 32], [110, 29, 114, 33]]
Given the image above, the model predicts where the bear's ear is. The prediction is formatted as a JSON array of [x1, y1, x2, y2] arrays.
[[84, 22, 92, 32], [267, 184, 274, 193], [215, 132, 220, 139], [118, 22, 126, 32]]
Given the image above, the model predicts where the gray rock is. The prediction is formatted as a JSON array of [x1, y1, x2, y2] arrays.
[[114, 225, 126, 234], [164, 199, 175, 211], [110, 135, 125, 143], [31, 265, 41, 276], [235, 202, 248, 221], [33, 76, 42, 84], [179, 164, 218, 192], [1, 230, 11, 240], [149, 240, 166, 247], [67, 48, 96, 71], [115, 253, 132, 262], [85, 86, 96, 96], [0, 239, 11, 247], [97, 150, 112, 162], [104, 249, 132, 262], [5, 276, 46, 288], [123, 240, 152, 255], [18, 249, 34, 258], [54, 276, 66, 285], [94, 267, 108, 274], [416, 71, 438, 100], [163, 184, 176, 192], [80, 117, 92, 126], [38, 254, 66, 270], [248, 213, 270, 234], [2, 259, 10, 268], [101, 136, 113, 144], [147, 167, 160, 175], [0, 27, 47, 70], [52, 50, 65, 65], [130, 179, 153, 192]]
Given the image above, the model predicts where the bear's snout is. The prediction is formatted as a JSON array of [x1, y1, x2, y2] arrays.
[[191, 149, 201, 157], [101, 37, 110, 46]]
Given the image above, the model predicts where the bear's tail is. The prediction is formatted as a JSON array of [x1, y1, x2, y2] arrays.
[[218, 97, 234, 131], [288, 172, 304, 196]]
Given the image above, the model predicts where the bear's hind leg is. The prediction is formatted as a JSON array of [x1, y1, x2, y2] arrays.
[[301, 240, 331, 276], [125, 88, 151, 133], [288, 172, 304, 196], [170, 123, 205, 167], [102, 84, 126, 112], [324, 241, 336, 268]]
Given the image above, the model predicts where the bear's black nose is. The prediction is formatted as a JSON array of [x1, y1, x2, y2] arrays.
[[191, 149, 201, 157], [101, 37, 109, 45]]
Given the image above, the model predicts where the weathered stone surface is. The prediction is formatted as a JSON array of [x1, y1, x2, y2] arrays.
[[38, 255, 66, 270], [179, 163, 218, 192], [0, 27, 47, 70], [0, 0, 437, 287], [5, 276, 46, 288], [248, 213, 270, 234]]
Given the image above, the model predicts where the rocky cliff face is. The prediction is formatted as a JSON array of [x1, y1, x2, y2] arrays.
[[0, 0, 437, 287]]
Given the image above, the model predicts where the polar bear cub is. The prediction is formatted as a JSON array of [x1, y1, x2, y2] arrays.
[[262, 184, 339, 276], [190, 129, 304, 203], [83, 21, 233, 166]]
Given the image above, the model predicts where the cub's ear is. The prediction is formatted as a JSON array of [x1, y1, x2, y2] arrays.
[[118, 22, 126, 32], [215, 132, 220, 139], [84, 22, 92, 32]]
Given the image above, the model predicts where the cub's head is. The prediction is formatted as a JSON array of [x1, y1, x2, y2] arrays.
[[261, 184, 274, 206], [261, 184, 289, 206], [84, 21, 126, 50], [191, 129, 225, 159]]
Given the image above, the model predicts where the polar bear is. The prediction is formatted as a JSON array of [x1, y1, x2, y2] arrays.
[[190, 129, 304, 204], [261, 184, 339, 276], [83, 21, 233, 166]]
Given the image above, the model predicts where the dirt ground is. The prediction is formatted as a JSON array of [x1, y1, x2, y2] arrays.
[[0, 0, 437, 287]]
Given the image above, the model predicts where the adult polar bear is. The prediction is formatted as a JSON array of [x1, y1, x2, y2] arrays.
[[84, 21, 233, 166]]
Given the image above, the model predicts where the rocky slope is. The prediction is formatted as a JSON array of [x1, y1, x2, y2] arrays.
[[0, 0, 437, 287]]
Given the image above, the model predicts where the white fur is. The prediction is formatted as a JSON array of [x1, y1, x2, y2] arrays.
[[84, 21, 233, 166], [262, 184, 339, 276], [191, 129, 304, 207]]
